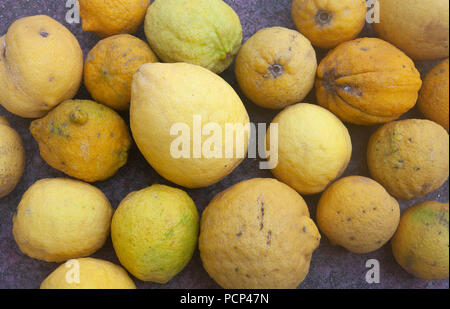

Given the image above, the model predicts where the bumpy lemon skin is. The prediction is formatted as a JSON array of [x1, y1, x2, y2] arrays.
[[12, 178, 113, 263], [199, 178, 321, 289], [268, 103, 352, 195], [130, 62, 249, 189], [315, 37, 422, 125], [235, 27, 317, 109], [292, 0, 367, 49], [30, 100, 132, 183], [0, 118, 25, 198], [373, 0, 449, 61], [316, 176, 400, 254], [0, 15, 83, 118], [111, 184, 199, 284], [79, 0, 150, 37], [367, 119, 449, 200], [392, 201, 449, 281], [418, 58, 449, 132], [144, 0, 242, 74], [84, 34, 158, 111], [40, 258, 136, 289]]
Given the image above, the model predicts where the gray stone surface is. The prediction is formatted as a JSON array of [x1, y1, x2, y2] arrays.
[[0, 0, 448, 289]]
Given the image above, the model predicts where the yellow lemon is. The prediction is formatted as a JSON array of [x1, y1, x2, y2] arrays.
[[111, 184, 199, 284], [316, 176, 400, 254], [13, 178, 113, 262], [418, 58, 449, 131], [235, 27, 317, 109], [267, 103, 352, 195], [0, 118, 25, 198], [84, 34, 158, 111], [392, 201, 449, 281], [79, 0, 150, 37], [30, 99, 132, 183], [0, 15, 83, 118], [373, 0, 449, 60], [130, 62, 249, 189], [315, 37, 422, 125], [292, 0, 367, 49], [199, 178, 321, 289], [367, 119, 449, 200], [41, 258, 136, 289]]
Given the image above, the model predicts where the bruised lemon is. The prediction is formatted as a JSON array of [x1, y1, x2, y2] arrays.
[[111, 184, 199, 284], [199, 178, 321, 289], [84, 34, 158, 111], [30, 100, 131, 183], [367, 119, 449, 200], [315, 38, 422, 125], [316, 176, 400, 254], [41, 258, 136, 289]]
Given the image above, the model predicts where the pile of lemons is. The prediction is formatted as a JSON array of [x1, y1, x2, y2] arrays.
[[0, 0, 448, 289]]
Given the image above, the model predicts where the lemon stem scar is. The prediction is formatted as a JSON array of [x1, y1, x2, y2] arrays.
[[316, 10, 333, 26], [268, 64, 284, 78]]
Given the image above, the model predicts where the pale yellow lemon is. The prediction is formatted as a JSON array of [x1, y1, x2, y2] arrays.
[[267, 103, 352, 195], [41, 258, 136, 289], [13, 178, 113, 262], [0, 118, 25, 198], [0, 15, 83, 118], [130, 62, 249, 189]]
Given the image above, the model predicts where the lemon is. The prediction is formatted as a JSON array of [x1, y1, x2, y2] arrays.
[[111, 184, 199, 284], [84, 34, 158, 111], [235, 27, 317, 109], [316, 176, 400, 254], [41, 258, 136, 289], [199, 178, 321, 289], [144, 0, 242, 73], [373, 0, 449, 60], [12, 178, 113, 262], [268, 103, 352, 195], [418, 58, 449, 131], [30, 99, 132, 183], [0, 118, 25, 198], [0, 15, 83, 118], [130, 62, 249, 189], [79, 0, 150, 37], [367, 119, 449, 200], [392, 201, 449, 281]]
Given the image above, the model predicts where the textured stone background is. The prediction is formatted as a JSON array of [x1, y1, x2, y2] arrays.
[[0, 0, 448, 289]]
